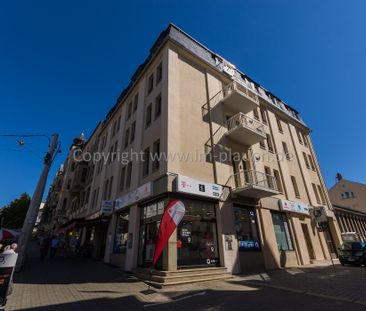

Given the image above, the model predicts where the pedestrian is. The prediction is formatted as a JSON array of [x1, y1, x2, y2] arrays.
[[40, 235, 50, 261], [50, 235, 60, 258]]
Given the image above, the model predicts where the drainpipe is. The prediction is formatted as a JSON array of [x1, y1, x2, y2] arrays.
[[205, 72, 218, 184]]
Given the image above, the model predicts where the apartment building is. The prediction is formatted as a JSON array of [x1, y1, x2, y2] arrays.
[[329, 174, 366, 240], [44, 24, 341, 278]]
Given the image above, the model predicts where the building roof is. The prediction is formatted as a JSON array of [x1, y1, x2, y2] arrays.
[[107, 23, 307, 129], [333, 204, 366, 217]]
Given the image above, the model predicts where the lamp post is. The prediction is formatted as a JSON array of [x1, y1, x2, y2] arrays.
[[15, 133, 59, 272]]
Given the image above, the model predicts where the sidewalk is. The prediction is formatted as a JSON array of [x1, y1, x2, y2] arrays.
[[233, 263, 366, 306], [7, 244, 366, 310]]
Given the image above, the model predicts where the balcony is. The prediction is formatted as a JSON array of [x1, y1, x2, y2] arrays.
[[226, 113, 266, 146], [230, 170, 279, 198], [221, 81, 259, 113]]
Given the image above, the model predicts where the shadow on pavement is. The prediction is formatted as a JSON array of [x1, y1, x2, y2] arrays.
[[14, 287, 366, 311], [15, 256, 140, 285]]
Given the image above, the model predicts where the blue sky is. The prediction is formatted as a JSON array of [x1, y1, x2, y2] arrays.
[[0, 0, 365, 206]]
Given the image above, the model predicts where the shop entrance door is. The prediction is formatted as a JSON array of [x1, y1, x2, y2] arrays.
[[138, 221, 160, 267], [177, 200, 219, 267], [177, 219, 219, 267], [301, 223, 316, 260]]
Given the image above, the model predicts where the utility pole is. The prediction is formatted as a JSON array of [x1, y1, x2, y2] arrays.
[[15, 133, 59, 272]]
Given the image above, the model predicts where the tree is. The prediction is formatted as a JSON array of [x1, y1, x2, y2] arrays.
[[1, 193, 31, 229]]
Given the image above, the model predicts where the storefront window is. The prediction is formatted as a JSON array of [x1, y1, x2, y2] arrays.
[[233, 206, 261, 251], [113, 210, 129, 253], [272, 212, 293, 251], [177, 199, 219, 266]]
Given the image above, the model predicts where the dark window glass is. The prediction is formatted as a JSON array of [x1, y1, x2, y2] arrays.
[[233, 206, 261, 251], [272, 213, 294, 251], [113, 210, 129, 253]]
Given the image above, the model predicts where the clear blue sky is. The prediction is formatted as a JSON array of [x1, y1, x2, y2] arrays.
[[0, 0, 365, 207]]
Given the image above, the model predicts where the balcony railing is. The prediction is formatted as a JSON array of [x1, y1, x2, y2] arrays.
[[228, 112, 264, 134], [226, 113, 266, 145], [202, 80, 259, 116], [230, 170, 279, 198], [223, 81, 259, 104]]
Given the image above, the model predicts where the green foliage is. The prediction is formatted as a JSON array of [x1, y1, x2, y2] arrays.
[[1, 193, 30, 229]]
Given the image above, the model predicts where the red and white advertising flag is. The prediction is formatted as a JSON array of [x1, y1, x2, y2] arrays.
[[152, 200, 185, 267]]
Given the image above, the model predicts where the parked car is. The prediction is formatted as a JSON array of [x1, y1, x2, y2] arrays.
[[339, 232, 366, 266]]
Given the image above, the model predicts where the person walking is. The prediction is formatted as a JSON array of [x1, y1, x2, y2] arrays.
[[39, 235, 50, 261], [50, 236, 60, 258]]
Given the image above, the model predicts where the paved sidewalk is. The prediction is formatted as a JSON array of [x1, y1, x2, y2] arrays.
[[6, 244, 366, 310], [234, 263, 366, 306]]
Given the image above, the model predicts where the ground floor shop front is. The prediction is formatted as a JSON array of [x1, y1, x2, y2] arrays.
[[104, 189, 341, 274]]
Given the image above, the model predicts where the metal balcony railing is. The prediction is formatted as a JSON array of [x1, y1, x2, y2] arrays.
[[231, 170, 279, 192], [202, 80, 259, 114], [222, 80, 259, 104], [227, 112, 265, 135]]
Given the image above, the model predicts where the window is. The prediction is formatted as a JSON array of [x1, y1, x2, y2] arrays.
[[152, 139, 160, 170], [273, 169, 283, 193], [116, 115, 121, 132], [124, 128, 130, 148], [130, 121, 136, 143], [156, 62, 162, 84], [233, 206, 261, 251], [291, 176, 300, 198], [297, 131, 303, 145], [108, 176, 113, 199], [127, 102, 132, 120], [264, 166, 274, 189], [126, 162, 132, 188], [114, 141, 118, 159], [109, 145, 114, 164], [119, 166, 126, 191], [312, 183, 321, 204], [303, 152, 310, 169], [260, 108, 268, 124], [282, 142, 290, 160], [112, 121, 117, 137], [266, 134, 274, 153], [259, 138, 266, 150], [133, 94, 138, 112], [85, 187, 90, 205], [143, 147, 150, 176], [308, 154, 316, 171], [345, 191, 350, 198], [67, 179, 71, 190], [148, 74, 154, 94], [277, 118, 283, 133], [145, 104, 152, 128], [71, 163, 75, 172], [155, 93, 161, 119], [303, 134, 308, 147], [272, 213, 293, 251], [253, 108, 259, 120], [351, 191, 355, 198], [103, 179, 109, 200], [113, 210, 129, 253], [317, 185, 326, 204]]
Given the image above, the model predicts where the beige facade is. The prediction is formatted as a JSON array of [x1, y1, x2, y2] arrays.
[[329, 177, 366, 213], [329, 176, 366, 240], [43, 24, 342, 275]]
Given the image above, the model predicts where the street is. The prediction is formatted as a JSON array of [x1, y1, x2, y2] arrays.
[[6, 245, 366, 311]]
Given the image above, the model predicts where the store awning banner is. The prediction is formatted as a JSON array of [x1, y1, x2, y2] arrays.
[[152, 200, 185, 266]]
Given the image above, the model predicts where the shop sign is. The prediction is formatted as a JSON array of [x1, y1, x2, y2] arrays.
[[309, 206, 328, 224], [239, 240, 260, 250], [278, 199, 310, 215], [115, 182, 153, 210], [176, 175, 222, 199], [101, 200, 114, 215]]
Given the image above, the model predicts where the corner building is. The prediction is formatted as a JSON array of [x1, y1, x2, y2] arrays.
[[46, 24, 343, 277]]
